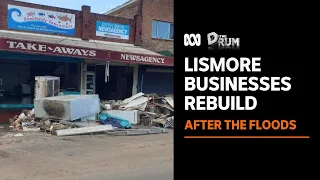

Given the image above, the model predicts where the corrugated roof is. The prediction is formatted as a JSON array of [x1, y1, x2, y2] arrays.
[[0, 30, 161, 56]]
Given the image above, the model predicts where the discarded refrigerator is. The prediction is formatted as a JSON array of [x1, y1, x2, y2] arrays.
[[34, 95, 100, 121]]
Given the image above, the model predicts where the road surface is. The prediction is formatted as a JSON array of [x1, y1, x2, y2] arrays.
[[0, 130, 173, 180]]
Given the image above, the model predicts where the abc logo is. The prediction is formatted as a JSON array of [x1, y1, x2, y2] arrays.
[[184, 34, 201, 46]]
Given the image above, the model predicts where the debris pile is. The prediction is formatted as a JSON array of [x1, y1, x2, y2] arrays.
[[6, 93, 172, 137], [9, 109, 39, 131], [31, 94, 119, 136], [101, 92, 174, 128], [39, 118, 69, 134]]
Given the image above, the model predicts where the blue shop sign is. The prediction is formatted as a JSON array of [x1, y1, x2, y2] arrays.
[[96, 21, 130, 40]]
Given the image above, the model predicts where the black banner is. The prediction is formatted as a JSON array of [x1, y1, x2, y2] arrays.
[[174, 1, 313, 179]]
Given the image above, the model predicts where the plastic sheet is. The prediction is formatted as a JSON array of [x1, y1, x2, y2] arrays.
[[99, 113, 132, 129]]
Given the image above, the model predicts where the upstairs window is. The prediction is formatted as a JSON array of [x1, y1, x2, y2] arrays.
[[152, 20, 174, 40]]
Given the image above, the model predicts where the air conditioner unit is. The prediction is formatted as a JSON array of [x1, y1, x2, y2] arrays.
[[34, 95, 100, 121], [34, 76, 60, 100]]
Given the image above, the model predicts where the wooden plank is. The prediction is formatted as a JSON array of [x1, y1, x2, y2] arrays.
[[107, 128, 168, 136], [56, 125, 113, 136]]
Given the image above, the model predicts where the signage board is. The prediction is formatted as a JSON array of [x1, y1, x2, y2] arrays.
[[96, 21, 130, 40], [0, 39, 174, 66], [8, 4, 76, 36]]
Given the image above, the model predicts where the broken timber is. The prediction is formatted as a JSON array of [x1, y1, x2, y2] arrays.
[[106, 128, 168, 136], [56, 125, 114, 136]]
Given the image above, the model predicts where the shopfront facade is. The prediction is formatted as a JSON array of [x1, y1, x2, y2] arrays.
[[0, 0, 173, 111], [0, 33, 173, 108], [105, 0, 174, 96]]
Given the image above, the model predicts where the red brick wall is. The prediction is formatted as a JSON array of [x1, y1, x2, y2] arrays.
[[108, 1, 140, 20], [107, 0, 173, 53], [134, 14, 143, 46], [0, 0, 136, 44], [141, 0, 173, 53]]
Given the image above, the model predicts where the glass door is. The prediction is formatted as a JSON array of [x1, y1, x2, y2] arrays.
[[86, 72, 95, 94]]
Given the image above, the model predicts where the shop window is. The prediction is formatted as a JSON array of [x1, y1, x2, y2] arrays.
[[152, 20, 174, 40]]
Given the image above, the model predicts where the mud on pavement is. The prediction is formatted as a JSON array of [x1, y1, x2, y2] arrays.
[[0, 131, 173, 180]]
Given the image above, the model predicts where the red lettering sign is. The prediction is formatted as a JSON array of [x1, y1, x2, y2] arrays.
[[0, 38, 174, 66]]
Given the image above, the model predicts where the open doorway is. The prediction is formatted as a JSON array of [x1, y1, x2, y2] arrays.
[[94, 65, 133, 101]]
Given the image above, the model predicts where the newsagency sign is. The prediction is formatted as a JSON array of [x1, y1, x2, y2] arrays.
[[8, 4, 76, 36], [96, 21, 130, 40], [109, 52, 173, 66], [119, 54, 165, 64]]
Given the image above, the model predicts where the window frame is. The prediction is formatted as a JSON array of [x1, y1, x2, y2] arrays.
[[152, 20, 174, 40]]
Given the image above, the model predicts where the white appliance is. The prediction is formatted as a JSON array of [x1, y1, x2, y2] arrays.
[[34, 95, 100, 121], [106, 110, 140, 125], [34, 76, 60, 100]]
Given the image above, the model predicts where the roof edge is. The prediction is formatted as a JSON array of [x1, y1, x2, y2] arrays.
[[104, 0, 138, 15]]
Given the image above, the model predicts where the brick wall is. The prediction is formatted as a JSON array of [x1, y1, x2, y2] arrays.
[[107, 0, 140, 20], [0, 0, 136, 44], [108, 0, 173, 54], [141, 0, 173, 53]]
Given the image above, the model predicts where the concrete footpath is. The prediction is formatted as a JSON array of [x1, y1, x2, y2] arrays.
[[0, 130, 173, 180]]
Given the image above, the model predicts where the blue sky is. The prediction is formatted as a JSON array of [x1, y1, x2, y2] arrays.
[[15, 0, 129, 14]]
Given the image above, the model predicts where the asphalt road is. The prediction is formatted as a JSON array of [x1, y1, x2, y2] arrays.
[[0, 130, 173, 180]]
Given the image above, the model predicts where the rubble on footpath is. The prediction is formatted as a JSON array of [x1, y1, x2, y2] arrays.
[[101, 92, 174, 129], [8, 108, 40, 131], [2, 133, 24, 138], [7, 92, 173, 136]]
